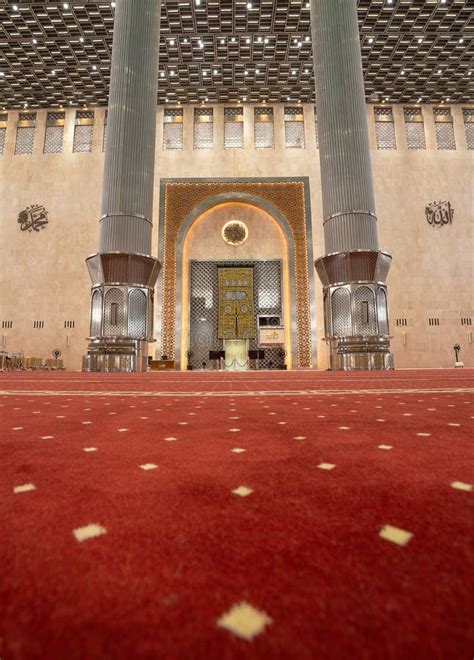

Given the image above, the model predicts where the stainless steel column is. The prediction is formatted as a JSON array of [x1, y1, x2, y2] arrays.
[[83, 0, 161, 372], [311, 0, 393, 370]]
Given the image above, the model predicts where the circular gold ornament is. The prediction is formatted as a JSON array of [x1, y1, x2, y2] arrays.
[[222, 220, 248, 246]]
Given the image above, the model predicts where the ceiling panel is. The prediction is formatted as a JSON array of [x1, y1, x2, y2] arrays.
[[0, 0, 472, 109]]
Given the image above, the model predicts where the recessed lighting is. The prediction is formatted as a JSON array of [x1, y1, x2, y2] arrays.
[[79, 37, 84, 43], [247, 2, 252, 8], [417, 37, 423, 44], [169, 39, 175, 46], [12, 4, 19, 11], [32, 39, 37, 45], [368, 37, 374, 44], [63, 3, 69, 9], [459, 37, 464, 43]]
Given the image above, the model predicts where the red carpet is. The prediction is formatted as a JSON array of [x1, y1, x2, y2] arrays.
[[2, 369, 473, 659]]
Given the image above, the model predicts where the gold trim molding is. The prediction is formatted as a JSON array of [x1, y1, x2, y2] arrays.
[[160, 180, 312, 367]]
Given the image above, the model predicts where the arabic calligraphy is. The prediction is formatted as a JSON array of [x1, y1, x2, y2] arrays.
[[18, 204, 49, 232], [425, 200, 454, 228]]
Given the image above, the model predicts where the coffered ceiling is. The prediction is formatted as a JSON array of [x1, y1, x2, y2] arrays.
[[0, 0, 472, 109]]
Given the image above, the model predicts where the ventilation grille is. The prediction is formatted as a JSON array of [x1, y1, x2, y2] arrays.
[[163, 122, 183, 150], [33, 320, 44, 329], [428, 318, 440, 326], [0, 127, 5, 155], [2, 320, 13, 329], [461, 317, 472, 326], [195, 107, 213, 117], [255, 107, 273, 118], [164, 108, 184, 117], [224, 107, 243, 119], [396, 318, 408, 326], [64, 320, 75, 329]]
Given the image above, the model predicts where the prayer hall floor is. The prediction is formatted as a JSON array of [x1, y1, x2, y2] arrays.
[[2, 368, 473, 658]]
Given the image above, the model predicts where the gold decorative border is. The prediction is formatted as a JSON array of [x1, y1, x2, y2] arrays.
[[160, 181, 312, 367]]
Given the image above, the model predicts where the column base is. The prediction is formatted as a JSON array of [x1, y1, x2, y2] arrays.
[[82, 338, 149, 373], [328, 336, 394, 371]]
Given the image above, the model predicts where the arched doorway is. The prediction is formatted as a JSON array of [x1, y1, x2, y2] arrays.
[[180, 202, 292, 370]]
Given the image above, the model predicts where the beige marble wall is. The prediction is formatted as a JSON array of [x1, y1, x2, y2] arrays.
[[0, 103, 472, 370]]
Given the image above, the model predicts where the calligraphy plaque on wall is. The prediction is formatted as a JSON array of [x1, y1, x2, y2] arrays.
[[18, 204, 49, 232], [425, 200, 454, 227], [218, 267, 255, 340]]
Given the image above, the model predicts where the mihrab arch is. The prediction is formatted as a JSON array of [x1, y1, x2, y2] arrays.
[[156, 178, 317, 369]]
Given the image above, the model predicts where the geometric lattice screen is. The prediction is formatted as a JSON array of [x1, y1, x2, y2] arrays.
[[43, 125, 64, 154], [163, 122, 183, 150], [15, 126, 35, 155], [463, 109, 474, 150], [404, 107, 426, 150], [73, 124, 94, 153], [374, 107, 396, 149], [189, 260, 283, 370], [433, 108, 456, 150]]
